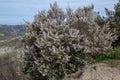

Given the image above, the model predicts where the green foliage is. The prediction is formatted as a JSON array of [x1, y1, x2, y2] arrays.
[[95, 12, 105, 27], [21, 2, 116, 80], [0, 32, 5, 36], [94, 46, 120, 62], [105, 0, 120, 46]]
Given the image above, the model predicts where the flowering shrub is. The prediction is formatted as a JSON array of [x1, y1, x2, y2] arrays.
[[21, 2, 116, 80]]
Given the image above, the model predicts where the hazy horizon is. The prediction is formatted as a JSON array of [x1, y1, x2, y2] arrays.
[[0, 0, 118, 25]]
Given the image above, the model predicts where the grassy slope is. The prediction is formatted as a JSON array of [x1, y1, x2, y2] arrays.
[[0, 49, 26, 80], [93, 47, 120, 69], [0, 37, 26, 80], [0, 32, 5, 36]]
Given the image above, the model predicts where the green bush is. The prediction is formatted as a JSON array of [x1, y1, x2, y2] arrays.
[[94, 46, 120, 62], [105, 0, 120, 47], [20, 2, 116, 80]]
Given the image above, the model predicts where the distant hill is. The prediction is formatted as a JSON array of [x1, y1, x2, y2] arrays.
[[0, 25, 26, 40]]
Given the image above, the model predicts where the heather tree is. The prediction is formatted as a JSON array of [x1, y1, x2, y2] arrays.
[[20, 2, 116, 80]]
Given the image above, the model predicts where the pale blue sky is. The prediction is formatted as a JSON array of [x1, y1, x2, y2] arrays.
[[0, 0, 118, 25]]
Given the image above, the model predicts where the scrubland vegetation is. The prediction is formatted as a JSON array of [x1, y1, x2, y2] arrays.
[[0, 0, 120, 80]]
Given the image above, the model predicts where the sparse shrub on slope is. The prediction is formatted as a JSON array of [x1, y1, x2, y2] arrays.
[[20, 2, 116, 80], [0, 52, 25, 80]]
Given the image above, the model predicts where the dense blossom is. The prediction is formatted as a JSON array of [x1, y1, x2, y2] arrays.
[[20, 2, 116, 80]]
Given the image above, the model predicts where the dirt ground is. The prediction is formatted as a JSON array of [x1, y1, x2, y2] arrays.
[[64, 60, 120, 80]]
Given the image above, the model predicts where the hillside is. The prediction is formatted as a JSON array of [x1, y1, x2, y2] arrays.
[[0, 25, 26, 40], [0, 36, 22, 55]]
